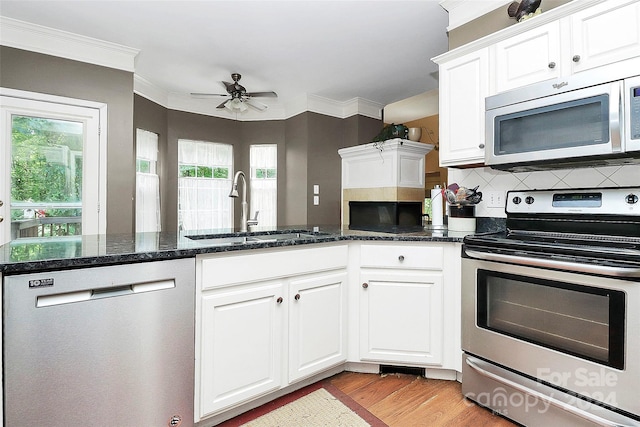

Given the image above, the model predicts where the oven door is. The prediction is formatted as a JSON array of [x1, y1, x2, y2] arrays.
[[462, 253, 640, 422]]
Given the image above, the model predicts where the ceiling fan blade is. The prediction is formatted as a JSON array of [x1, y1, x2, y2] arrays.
[[191, 92, 229, 98], [222, 81, 235, 93], [246, 91, 278, 98], [245, 99, 268, 111], [216, 99, 230, 109]]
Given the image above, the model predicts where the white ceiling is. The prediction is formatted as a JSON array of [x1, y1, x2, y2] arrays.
[[0, 1, 449, 122]]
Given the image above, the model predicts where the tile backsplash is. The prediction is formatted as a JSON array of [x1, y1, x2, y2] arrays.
[[448, 164, 640, 218]]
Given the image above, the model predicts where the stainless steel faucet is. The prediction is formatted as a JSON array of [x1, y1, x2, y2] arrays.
[[229, 171, 259, 232]]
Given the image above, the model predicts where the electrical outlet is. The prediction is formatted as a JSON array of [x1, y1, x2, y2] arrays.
[[313, 195, 319, 206], [485, 191, 505, 208]]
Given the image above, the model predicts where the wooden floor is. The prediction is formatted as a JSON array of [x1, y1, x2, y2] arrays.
[[328, 371, 518, 427]]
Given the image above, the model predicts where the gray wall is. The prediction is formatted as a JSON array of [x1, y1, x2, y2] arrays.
[[1, 46, 135, 234], [284, 113, 309, 225], [283, 112, 382, 226]]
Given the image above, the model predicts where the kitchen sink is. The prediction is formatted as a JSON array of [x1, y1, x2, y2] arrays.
[[185, 230, 331, 246]]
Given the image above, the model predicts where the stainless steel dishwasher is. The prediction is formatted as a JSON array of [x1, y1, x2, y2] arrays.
[[3, 258, 195, 427]]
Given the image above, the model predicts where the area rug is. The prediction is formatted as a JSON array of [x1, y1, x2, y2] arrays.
[[218, 380, 388, 427]]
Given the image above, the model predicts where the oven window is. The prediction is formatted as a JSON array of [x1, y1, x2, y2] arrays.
[[477, 270, 625, 369]]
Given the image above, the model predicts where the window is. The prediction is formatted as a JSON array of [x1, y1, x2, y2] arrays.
[[178, 139, 233, 231], [250, 144, 277, 227], [0, 90, 105, 245], [136, 129, 161, 232]]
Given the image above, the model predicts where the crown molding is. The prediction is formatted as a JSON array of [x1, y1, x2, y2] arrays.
[[0, 16, 139, 72], [285, 93, 383, 120], [134, 75, 169, 107]]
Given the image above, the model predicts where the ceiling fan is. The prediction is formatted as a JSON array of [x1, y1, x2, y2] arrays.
[[191, 73, 277, 112]]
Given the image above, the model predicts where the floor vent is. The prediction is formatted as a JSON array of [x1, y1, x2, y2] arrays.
[[379, 365, 425, 377]]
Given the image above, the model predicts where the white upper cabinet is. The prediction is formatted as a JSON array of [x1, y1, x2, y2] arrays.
[[493, 21, 563, 93], [438, 48, 490, 167], [570, 0, 640, 74], [494, 0, 640, 92]]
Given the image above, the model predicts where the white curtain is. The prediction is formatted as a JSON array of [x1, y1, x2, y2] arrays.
[[136, 129, 161, 232], [178, 139, 233, 232], [250, 144, 277, 227]]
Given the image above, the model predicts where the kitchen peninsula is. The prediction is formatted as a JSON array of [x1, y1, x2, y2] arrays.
[[0, 225, 479, 426]]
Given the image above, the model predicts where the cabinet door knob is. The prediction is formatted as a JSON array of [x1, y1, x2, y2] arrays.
[[572, 55, 581, 62], [294, 293, 301, 301], [548, 61, 556, 69], [478, 143, 485, 149], [0, 199, 3, 207], [398, 255, 405, 262], [0, 215, 3, 223], [362, 283, 369, 289], [276, 297, 283, 304]]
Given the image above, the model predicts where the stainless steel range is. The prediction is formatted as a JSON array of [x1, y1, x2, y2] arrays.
[[462, 187, 640, 426]]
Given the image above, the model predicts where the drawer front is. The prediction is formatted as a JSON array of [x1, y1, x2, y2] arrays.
[[360, 244, 443, 270], [199, 244, 348, 289]]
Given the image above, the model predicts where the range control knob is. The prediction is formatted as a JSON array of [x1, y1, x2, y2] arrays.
[[525, 196, 535, 205], [512, 196, 522, 205], [626, 193, 639, 204]]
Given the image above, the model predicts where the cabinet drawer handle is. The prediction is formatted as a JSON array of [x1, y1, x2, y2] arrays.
[[478, 143, 485, 149], [548, 61, 556, 69], [572, 55, 581, 62], [398, 255, 405, 262], [277, 297, 283, 304], [362, 283, 369, 289], [294, 293, 301, 301]]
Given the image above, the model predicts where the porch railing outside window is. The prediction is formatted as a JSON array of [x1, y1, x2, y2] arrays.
[[11, 202, 82, 238]]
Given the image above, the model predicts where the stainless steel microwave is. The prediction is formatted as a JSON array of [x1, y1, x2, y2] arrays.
[[485, 74, 640, 171]]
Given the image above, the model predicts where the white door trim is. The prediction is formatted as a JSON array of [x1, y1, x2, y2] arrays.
[[0, 87, 107, 243]]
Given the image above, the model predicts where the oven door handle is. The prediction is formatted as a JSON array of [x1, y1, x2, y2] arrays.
[[465, 357, 634, 427], [465, 250, 640, 277]]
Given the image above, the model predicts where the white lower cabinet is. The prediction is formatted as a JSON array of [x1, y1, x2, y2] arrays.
[[359, 270, 443, 365], [355, 242, 461, 371], [195, 245, 348, 421], [195, 241, 462, 423], [199, 280, 285, 416], [288, 271, 348, 383]]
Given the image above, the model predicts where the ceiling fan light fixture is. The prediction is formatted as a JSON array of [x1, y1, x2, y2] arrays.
[[225, 98, 248, 112]]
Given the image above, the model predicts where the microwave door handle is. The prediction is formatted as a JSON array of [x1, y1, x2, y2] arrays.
[[465, 250, 640, 277], [465, 357, 635, 427], [611, 81, 622, 153]]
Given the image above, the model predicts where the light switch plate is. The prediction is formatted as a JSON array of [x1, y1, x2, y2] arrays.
[[313, 195, 319, 205], [313, 185, 319, 194]]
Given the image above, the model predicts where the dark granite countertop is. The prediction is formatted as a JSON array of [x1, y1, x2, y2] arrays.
[[0, 219, 505, 274]]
